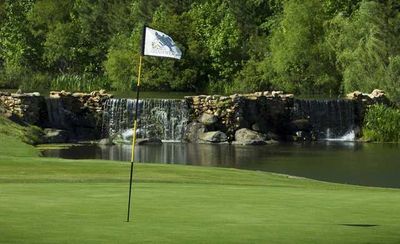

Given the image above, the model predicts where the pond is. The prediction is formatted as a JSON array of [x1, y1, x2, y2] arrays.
[[40, 142, 400, 188]]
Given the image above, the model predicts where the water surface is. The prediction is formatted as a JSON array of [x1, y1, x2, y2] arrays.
[[41, 142, 400, 188]]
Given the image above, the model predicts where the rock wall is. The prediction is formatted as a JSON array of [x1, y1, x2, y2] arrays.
[[184, 89, 393, 144], [44, 90, 113, 141], [0, 89, 393, 144], [184, 91, 294, 144], [0, 90, 112, 142], [49, 90, 111, 113], [0, 91, 46, 125]]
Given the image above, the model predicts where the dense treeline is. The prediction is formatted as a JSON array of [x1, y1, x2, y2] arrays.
[[0, 0, 399, 100]]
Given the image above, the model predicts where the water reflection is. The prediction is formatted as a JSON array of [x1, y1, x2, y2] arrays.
[[41, 142, 400, 188]]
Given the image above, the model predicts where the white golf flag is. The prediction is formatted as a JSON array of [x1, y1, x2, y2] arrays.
[[143, 27, 182, 59]]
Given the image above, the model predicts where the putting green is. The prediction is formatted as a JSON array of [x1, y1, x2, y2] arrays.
[[1, 116, 400, 243]]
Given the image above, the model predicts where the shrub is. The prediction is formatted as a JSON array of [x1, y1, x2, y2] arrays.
[[105, 48, 135, 91], [0, 63, 29, 89], [363, 104, 400, 142], [20, 72, 52, 91]]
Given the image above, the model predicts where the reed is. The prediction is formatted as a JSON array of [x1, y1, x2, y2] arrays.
[[363, 104, 400, 142], [50, 74, 111, 92]]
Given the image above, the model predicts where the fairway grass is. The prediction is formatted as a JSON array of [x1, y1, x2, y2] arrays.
[[1, 119, 400, 243]]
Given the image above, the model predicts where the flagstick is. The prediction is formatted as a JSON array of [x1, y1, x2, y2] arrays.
[[127, 55, 143, 222]]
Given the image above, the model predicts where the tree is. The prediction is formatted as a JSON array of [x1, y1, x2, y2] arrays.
[[262, 0, 340, 95], [323, 0, 361, 16], [229, 0, 283, 93], [28, 0, 134, 75], [0, 0, 399, 97], [105, 2, 188, 91], [104, 33, 137, 90], [0, 0, 36, 87], [329, 0, 400, 99], [0, 1, 6, 70], [186, 0, 242, 92]]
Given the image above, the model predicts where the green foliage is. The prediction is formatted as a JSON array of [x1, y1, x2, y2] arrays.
[[19, 72, 52, 91], [386, 56, 400, 102], [329, 1, 400, 100], [230, 58, 271, 94], [0, 62, 31, 88], [0, 0, 399, 97], [0, 0, 38, 89], [323, 0, 361, 16], [186, 1, 242, 92], [140, 4, 186, 90], [0, 1, 35, 67], [263, 0, 341, 95], [104, 35, 136, 90], [50, 74, 111, 92], [363, 104, 400, 142]]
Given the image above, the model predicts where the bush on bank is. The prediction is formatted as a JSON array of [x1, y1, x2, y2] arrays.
[[363, 104, 400, 142]]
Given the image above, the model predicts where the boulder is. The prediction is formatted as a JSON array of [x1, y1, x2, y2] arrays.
[[232, 140, 267, 145], [72, 92, 86, 98], [272, 91, 284, 97], [346, 91, 374, 104], [369, 89, 385, 98], [346, 91, 363, 100], [199, 113, 218, 125], [0, 91, 11, 96], [98, 138, 114, 145], [234, 128, 267, 145], [369, 89, 391, 105], [136, 138, 162, 145], [199, 131, 228, 143], [43, 128, 69, 143], [184, 122, 207, 142]]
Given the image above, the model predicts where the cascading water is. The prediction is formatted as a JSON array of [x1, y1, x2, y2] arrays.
[[293, 99, 356, 140], [102, 98, 189, 142], [101, 99, 141, 138], [45, 98, 67, 129], [140, 99, 189, 141]]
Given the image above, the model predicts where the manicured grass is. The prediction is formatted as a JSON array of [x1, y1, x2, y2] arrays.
[[0, 116, 40, 157], [1, 116, 400, 243]]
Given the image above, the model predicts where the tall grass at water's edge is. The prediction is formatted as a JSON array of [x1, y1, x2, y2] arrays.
[[363, 104, 400, 142], [50, 74, 111, 92]]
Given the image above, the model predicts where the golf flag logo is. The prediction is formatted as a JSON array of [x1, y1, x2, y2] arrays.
[[143, 27, 182, 60]]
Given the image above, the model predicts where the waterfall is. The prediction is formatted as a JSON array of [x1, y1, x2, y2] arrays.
[[102, 98, 189, 142], [293, 99, 356, 140], [45, 98, 67, 129]]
